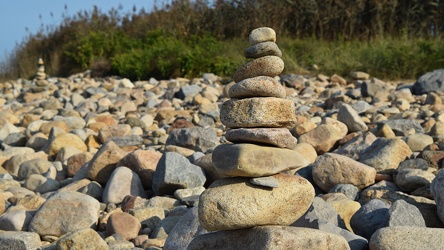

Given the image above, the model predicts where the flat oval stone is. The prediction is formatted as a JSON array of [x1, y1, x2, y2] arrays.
[[225, 128, 297, 149], [244, 42, 282, 59], [228, 76, 286, 99], [212, 143, 311, 177], [233, 56, 284, 83], [188, 226, 350, 250], [198, 174, 314, 231], [249, 27, 276, 45], [370, 226, 444, 250], [220, 97, 296, 128]]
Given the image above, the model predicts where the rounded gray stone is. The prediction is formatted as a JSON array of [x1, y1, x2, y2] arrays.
[[233, 56, 284, 83], [244, 41, 282, 58], [249, 27, 276, 45]]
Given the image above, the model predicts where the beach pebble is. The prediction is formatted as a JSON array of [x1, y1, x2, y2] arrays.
[[0, 231, 41, 250], [152, 152, 206, 196], [106, 212, 141, 240], [29, 191, 100, 237], [102, 166, 147, 204], [312, 153, 376, 192], [359, 138, 412, 173]]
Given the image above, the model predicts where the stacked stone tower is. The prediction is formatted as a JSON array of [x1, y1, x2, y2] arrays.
[[189, 27, 319, 248], [34, 58, 48, 85], [32, 57, 51, 93]]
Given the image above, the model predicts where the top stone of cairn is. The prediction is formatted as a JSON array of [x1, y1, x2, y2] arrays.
[[249, 27, 276, 45]]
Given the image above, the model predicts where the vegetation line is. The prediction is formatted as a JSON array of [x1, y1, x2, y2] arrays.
[[1, 0, 443, 81]]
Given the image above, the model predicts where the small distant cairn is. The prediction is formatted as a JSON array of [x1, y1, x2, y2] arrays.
[[33, 58, 50, 91]]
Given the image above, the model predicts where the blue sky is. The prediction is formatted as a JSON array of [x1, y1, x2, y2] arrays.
[[0, 0, 155, 59]]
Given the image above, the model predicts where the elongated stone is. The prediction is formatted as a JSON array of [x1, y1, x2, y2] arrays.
[[220, 97, 296, 128], [225, 128, 297, 149], [370, 226, 444, 250], [198, 174, 314, 231], [233, 56, 284, 83], [228, 76, 286, 99], [188, 226, 350, 250], [212, 143, 310, 177]]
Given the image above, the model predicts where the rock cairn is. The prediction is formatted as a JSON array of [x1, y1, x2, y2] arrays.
[[188, 27, 345, 249], [33, 58, 50, 92]]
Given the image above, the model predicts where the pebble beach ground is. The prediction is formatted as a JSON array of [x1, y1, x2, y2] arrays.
[[1, 28, 444, 249]]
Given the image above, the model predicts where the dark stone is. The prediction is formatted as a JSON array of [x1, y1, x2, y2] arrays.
[[412, 69, 444, 95]]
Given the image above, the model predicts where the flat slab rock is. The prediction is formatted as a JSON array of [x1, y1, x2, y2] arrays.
[[370, 226, 444, 250], [188, 226, 350, 250], [212, 143, 311, 177], [225, 127, 297, 149], [220, 97, 297, 129]]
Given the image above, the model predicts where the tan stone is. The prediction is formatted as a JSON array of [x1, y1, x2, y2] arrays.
[[87, 141, 128, 184], [198, 174, 314, 231], [66, 152, 93, 177], [370, 226, 444, 250], [116, 149, 162, 190], [321, 193, 361, 232], [244, 41, 282, 59], [225, 128, 297, 149], [106, 212, 141, 240], [212, 143, 311, 177], [233, 56, 284, 83], [220, 97, 297, 128], [293, 120, 317, 137], [374, 123, 396, 138], [56, 228, 108, 250], [312, 153, 376, 192], [299, 121, 348, 154], [188, 226, 350, 250], [29, 191, 100, 237], [98, 124, 132, 144], [359, 138, 412, 173], [249, 27, 276, 45], [228, 76, 286, 99], [16, 195, 46, 211], [164, 145, 195, 157], [46, 133, 87, 157], [39, 121, 69, 135], [0, 192, 5, 215]]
